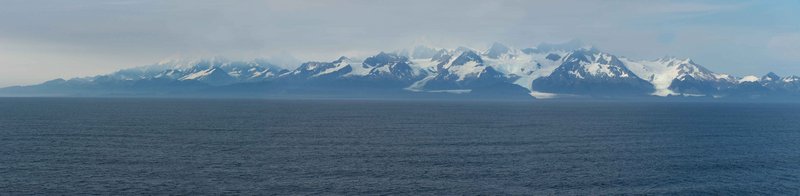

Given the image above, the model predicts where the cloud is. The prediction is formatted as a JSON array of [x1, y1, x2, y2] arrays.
[[0, 0, 798, 87], [768, 34, 800, 61], [631, 1, 747, 14]]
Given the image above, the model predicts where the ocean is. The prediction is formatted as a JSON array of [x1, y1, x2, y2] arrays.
[[1, 98, 799, 194]]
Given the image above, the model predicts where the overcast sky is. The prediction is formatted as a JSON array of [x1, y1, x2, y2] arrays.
[[1, 0, 799, 87]]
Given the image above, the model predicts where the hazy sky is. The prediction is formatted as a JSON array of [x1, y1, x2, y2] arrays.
[[1, 0, 799, 87]]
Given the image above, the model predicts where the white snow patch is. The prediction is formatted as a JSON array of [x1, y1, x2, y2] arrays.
[[313, 64, 348, 77], [343, 61, 370, 77], [410, 59, 440, 70], [569, 70, 585, 79], [739, 75, 759, 83], [529, 91, 558, 99], [426, 89, 472, 94], [180, 68, 216, 80], [584, 62, 627, 78], [449, 61, 485, 81], [405, 75, 436, 91], [681, 93, 707, 97], [252, 69, 275, 78]]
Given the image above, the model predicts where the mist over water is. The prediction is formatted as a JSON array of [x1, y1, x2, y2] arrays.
[[1, 98, 799, 194]]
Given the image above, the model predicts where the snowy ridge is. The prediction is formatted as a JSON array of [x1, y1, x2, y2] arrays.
[[109, 58, 287, 85], [530, 49, 655, 96], [624, 57, 737, 96]]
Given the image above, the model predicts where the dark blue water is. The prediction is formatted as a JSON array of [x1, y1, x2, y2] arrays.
[[1, 98, 799, 194]]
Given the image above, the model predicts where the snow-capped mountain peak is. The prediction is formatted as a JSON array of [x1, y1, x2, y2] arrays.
[[362, 52, 425, 80], [485, 42, 512, 58], [105, 58, 287, 85], [762, 72, 781, 82], [624, 56, 736, 96], [410, 45, 440, 59], [557, 50, 634, 79], [178, 66, 236, 85], [531, 49, 654, 95]]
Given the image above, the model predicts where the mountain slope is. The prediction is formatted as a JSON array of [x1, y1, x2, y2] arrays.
[[532, 49, 655, 96], [623, 57, 736, 96]]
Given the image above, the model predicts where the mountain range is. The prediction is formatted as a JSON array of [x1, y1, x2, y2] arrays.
[[3, 42, 799, 101]]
